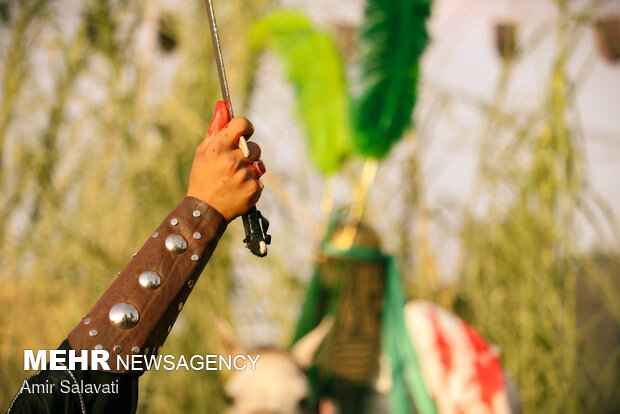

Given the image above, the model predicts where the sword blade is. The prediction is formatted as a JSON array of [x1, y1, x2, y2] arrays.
[[204, 0, 234, 121]]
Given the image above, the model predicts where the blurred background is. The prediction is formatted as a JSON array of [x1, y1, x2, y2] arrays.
[[1, 0, 619, 412]]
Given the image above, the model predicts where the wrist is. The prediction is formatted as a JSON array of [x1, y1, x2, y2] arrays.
[[185, 190, 231, 223]]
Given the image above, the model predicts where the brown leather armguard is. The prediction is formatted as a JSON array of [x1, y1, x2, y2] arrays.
[[68, 197, 227, 373]]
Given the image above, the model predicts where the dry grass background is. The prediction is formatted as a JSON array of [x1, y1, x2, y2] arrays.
[[1, 0, 619, 413], [0, 1, 268, 411]]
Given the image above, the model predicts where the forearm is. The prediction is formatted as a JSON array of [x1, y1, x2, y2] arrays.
[[68, 196, 227, 373], [8, 197, 227, 413]]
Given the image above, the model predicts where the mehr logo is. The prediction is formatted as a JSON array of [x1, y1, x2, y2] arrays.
[[23, 350, 260, 372]]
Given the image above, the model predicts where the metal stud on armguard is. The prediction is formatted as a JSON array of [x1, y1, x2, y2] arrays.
[[109, 303, 140, 329], [165, 234, 187, 253], [139, 270, 161, 290]]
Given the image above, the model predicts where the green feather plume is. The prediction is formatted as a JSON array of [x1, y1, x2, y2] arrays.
[[250, 12, 352, 174], [353, 0, 430, 159]]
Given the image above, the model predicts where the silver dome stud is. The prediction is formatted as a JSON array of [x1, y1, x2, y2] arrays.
[[165, 234, 187, 253], [89, 329, 98, 336], [178, 302, 183, 311], [187, 280, 194, 288], [114, 345, 122, 354], [144, 348, 150, 355], [152, 231, 159, 238], [190, 254, 200, 262], [170, 218, 179, 226], [167, 325, 172, 333], [192, 210, 202, 218], [95, 345, 103, 351], [193, 232, 202, 240], [139, 270, 162, 290], [109, 303, 140, 329], [132, 346, 140, 354], [84, 317, 92, 325]]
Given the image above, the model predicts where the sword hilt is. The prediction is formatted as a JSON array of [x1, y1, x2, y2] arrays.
[[242, 206, 271, 257], [237, 134, 270, 257]]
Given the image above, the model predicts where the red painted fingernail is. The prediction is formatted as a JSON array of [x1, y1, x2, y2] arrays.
[[254, 160, 266, 175], [250, 161, 266, 178], [250, 164, 262, 178]]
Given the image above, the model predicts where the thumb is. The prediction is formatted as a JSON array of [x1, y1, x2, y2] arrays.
[[207, 101, 229, 137]]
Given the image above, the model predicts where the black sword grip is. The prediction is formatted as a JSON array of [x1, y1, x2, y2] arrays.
[[241, 206, 270, 257]]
